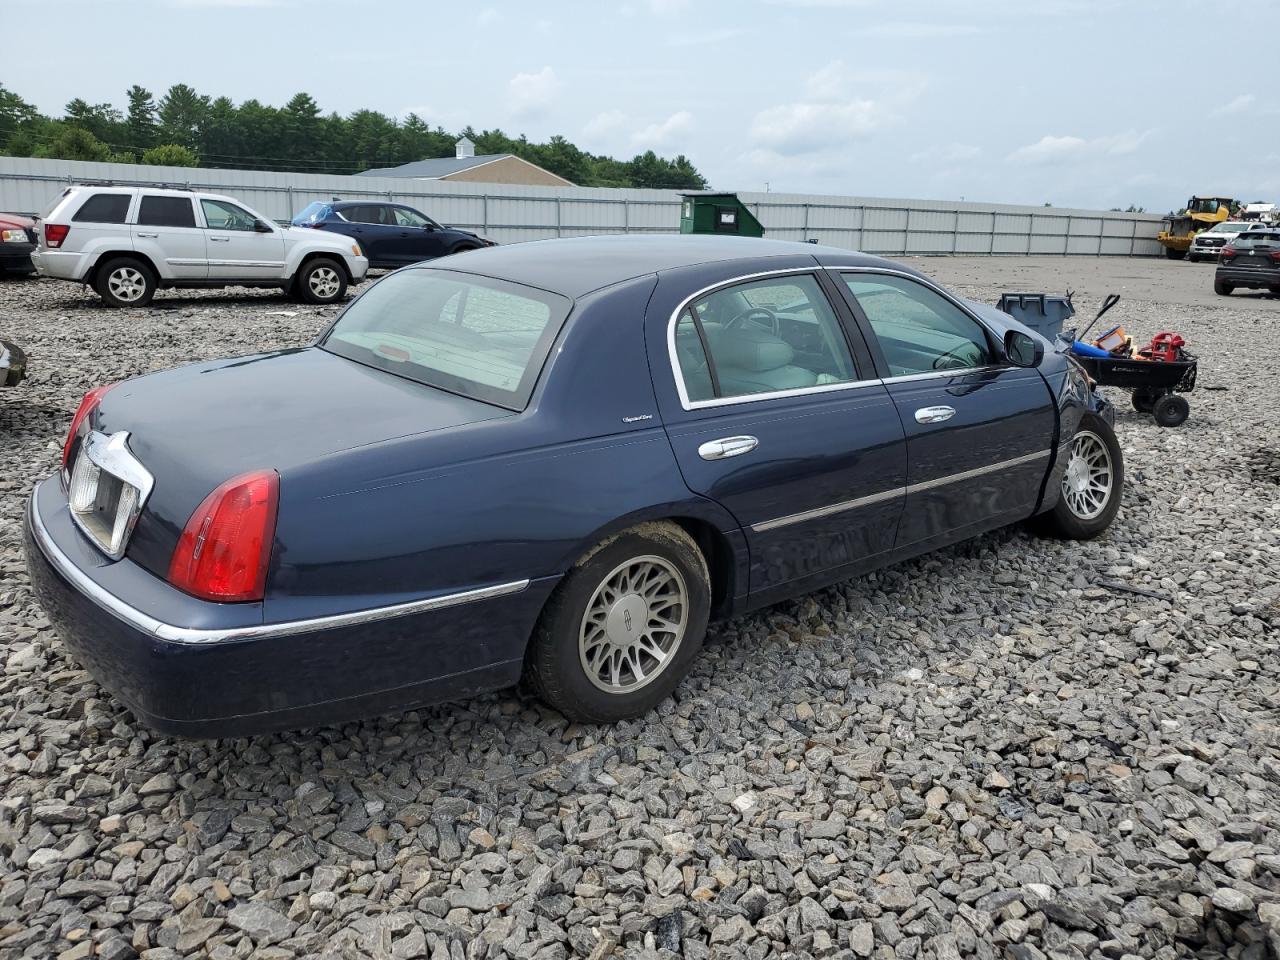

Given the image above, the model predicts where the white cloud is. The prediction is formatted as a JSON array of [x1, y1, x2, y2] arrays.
[[583, 110, 627, 139], [1213, 94, 1255, 116], [1007, 130, 1151, 165], [851, 21, 980, 38], [507, 67, 560, 118], [633, 111, 695, 147], [476, 7, 501, 26], [648, 0, 688, 11], [748, 60, 921, 156], [910, 142, 982, 164]]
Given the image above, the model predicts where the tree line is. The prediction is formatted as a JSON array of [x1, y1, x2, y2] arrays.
[[0, 83, 709, 190]]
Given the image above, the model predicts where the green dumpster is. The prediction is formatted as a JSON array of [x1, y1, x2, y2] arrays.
[[679, 192, 765, 238]]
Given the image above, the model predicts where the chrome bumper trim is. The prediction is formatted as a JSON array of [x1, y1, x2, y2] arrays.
[[28, 490, 530, 646]]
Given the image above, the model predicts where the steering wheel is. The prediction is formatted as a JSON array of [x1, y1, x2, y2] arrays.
[[932, 344, 978, 371], [726, 307, 781, 337]]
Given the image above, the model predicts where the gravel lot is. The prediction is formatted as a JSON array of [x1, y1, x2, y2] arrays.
[[1, 257, 1277, 960]]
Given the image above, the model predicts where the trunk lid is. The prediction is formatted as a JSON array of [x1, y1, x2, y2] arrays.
[[93, 347, 509, 579]]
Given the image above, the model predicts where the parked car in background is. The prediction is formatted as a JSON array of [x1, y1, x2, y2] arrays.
[[1188, 221, 1251, 261], [1, 338, 26, 385], [0, 212, 37, 277], [33, 186, 368, 307], [292, 200, 494, 269], [1214, 228, 1280, 295], [24, 235, 1122, 736]]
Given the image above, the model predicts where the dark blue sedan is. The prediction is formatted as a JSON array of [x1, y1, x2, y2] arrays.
[[25, 236, 1121, 736], [292, 200, 494, 269]]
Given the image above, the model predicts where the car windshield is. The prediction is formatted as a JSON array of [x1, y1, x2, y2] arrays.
[[292, 202, 331, 225], [1208, 222, 1246, 233], [321, 269, 571, 410]]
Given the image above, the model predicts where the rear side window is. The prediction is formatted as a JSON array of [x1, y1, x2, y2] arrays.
[[673, 274, 858, 404], [138, 195, 196, 228], [292, 201, 331, 225], [72, 194, 131, 224]]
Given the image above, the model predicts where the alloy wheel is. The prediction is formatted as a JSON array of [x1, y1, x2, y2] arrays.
[[1061, 430, 1113, 521], [578, 555, 688, 694], [308, 266, 341, 299], [108, 267, 147, 303]]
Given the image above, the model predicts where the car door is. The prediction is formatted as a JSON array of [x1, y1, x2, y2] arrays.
[[388, 206, 449, 264], [345, 204, 399, 266], [132, 195, 206, 279], [199, 198, 286, 281], [834, 270, 1056, 549], [650, 268, 907, 605]]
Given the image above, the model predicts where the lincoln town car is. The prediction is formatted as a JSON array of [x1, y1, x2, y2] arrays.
[[25, 235, 1122, 736]]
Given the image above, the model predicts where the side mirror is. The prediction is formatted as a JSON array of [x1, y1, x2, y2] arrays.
[[1004, 329, 1043, 368], [253, 219, 274, 233], [424, 223, 437, 232]]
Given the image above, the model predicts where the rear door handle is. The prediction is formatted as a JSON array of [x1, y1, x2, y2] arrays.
[[698, 436, 758, 460], [136, 232, 158, 239], [915, 405, 956, 424], [209, 236, 231, 243]]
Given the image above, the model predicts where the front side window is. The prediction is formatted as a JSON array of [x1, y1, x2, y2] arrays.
[[138, 195, 196, 228], [201, 199, 258, 231], [393, 207, 432, 228], [321, 269, 570, 409], [842, 274, 992, 377], [73, 193, 131, 224], [674, 274, 858, 403]]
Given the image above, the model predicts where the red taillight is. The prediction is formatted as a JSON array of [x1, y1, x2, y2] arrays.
[[1221, 245, 1236, 258], [1270, 251, 1280, 262], [62, 384, 115, 469], [44, 223, 69, 248], [168, 470, 279, 602]]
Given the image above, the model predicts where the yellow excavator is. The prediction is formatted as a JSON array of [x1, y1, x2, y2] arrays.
[[1157, 196, 1237, 259]]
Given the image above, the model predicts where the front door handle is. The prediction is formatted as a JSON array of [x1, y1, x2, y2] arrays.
[[915, 405, 956, 424], [698, 435, 758, 460]]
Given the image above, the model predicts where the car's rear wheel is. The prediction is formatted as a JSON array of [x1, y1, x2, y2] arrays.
[[1033, 415, 1123, 540], [95, 257, 156, 308], [1214, 278, 1234, 296], [524, 522, 710, 723], [296, 258, 347, 304]]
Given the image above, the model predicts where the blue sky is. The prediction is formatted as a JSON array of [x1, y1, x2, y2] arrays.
[[8, 0, 1278, 211]]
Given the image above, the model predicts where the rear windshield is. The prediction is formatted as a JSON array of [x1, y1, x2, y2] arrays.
[[1233, 232, 1280, 247], [320, 268, 571, 410], [292, 201, 331, 225]]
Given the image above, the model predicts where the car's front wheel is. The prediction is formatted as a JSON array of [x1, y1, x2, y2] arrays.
[[524, 522, 710, 723], [295, 258, 347, 304], [95, 257, 156, 308], [1034, 415, 1124, 540]]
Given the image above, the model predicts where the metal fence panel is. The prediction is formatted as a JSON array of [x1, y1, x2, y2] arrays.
[[0, 156, 1166, 258]]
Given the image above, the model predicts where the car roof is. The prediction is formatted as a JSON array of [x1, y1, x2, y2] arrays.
[[416, 234, 917, 299]]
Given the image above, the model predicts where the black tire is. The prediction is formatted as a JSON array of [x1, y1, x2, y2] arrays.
[[1152, 393, 1190, 428], [295, 257, 347, 304], [1131, 390, 1158, 413], [524, 522, 711, 723], [94, 256, 156, 308], [1214, 278, 1234, 296], [1187, 254, 1200, 263], [1033, 414, 1124, 541], [1164, 247, 1185, 260]]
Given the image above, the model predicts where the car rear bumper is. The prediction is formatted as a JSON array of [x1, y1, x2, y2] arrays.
[[30, 249, 86, 281], [24, 477, 552, 737], [1216, 265, 1280, 288]]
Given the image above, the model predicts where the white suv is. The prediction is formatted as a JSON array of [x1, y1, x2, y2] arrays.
[[32, 186, 368, 307]]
